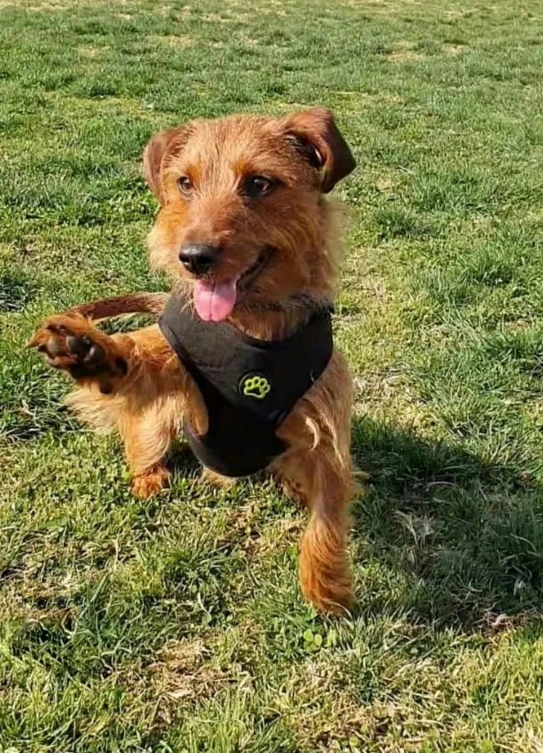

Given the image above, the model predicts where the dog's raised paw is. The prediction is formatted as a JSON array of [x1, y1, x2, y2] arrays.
[[28, 314, 126, 379]]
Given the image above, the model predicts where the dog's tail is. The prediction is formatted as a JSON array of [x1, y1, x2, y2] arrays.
[[69, 292, 169, 322]]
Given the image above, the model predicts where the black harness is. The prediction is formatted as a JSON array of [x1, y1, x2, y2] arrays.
[[159, 293, 333, 477]]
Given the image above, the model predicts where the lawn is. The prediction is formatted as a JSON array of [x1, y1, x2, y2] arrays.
[[1, 0, 543, 750]]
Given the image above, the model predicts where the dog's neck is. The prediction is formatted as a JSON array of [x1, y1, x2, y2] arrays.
[[174, 284, 332, 342], [229, 245, 338, 340], [229, 293, 333, 341]]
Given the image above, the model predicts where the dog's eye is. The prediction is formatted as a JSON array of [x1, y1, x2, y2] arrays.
[[178, 176, 192, 194], [242, 175, 274, 199]]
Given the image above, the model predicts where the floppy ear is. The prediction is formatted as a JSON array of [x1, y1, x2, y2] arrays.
[[283, 107, 356, 193], [143, 127, 189, 204]]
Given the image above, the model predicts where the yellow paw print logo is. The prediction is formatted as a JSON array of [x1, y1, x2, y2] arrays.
[[241, 374, 271, 400]]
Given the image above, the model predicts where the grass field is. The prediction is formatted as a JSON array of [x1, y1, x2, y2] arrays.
[[2, 0, 543, 750]]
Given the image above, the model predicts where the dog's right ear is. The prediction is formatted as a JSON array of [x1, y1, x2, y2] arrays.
[[143, 127, 189, 205]]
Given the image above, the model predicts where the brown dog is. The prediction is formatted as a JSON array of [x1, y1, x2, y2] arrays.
[[29, 108, 357, 614]]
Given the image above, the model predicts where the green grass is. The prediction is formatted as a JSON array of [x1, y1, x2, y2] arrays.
[[2, 0, 543, 750]]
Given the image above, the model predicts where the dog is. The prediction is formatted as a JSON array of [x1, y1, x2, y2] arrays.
[[29, 108, 357, 614]]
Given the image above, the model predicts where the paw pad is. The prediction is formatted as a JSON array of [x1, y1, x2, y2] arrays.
[[240, 373, 271, 399]]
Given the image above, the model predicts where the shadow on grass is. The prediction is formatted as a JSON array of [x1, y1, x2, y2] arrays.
[[351, 417, 543, 631]]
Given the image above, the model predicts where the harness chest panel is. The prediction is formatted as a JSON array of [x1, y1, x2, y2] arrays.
[[159, 293, 333, 477]]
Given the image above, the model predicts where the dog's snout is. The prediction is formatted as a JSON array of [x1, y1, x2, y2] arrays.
[[178, 244, 220, 276]]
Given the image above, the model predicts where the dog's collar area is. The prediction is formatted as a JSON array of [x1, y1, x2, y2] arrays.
[[239, 293, 334, 316], [287, 293, 334, 314]]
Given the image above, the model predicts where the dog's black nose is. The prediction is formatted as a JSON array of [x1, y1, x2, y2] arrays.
[[179, 244, 219, 276]]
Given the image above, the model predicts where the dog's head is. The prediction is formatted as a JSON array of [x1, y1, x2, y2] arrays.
[[144, 108, 355, 322]]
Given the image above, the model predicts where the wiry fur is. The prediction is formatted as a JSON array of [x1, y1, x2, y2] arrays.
[[29, 108, 357, 614]]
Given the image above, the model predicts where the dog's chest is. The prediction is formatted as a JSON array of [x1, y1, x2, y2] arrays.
[[158, 293, 334, 477]]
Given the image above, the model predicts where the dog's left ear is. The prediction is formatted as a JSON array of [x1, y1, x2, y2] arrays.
[[283, 107, 356, 193]]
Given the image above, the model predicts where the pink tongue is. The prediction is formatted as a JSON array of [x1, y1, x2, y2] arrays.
[[193, 279, 237, 322]]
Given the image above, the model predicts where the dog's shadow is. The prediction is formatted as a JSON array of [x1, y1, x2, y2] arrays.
[[351, 417, 543, 631], [167, 415, 543, 631]]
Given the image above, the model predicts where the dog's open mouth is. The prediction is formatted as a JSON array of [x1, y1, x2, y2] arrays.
[[238, 246, 273, 292], [192, 247, 273, 323]]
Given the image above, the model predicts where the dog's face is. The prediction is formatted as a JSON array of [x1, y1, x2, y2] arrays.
[[145, 108, 355, 322]]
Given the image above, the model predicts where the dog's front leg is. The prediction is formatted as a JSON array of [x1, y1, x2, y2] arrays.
[[276, 445, 355, 615], [29, 314, 189, 499]]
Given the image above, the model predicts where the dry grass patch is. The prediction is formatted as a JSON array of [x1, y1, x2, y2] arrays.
[[78, 46, 110, 59], [149, 637, 253, 712], [386, 49, 425, 63], [149, 34, 194, 48], [443, 43, 468, 55]]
